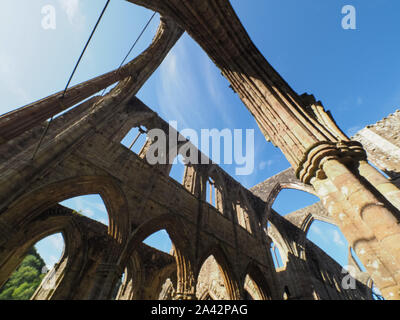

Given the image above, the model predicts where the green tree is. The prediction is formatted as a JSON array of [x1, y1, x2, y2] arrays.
[[0, 247, 46, 300]]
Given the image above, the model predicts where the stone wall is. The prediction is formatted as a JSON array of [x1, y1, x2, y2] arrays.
[[353, 110, 400, 184]]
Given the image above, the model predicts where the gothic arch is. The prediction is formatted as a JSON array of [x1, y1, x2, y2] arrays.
[[0, 206, 103, 299], [0, 219, 68, 290], [1, 175, 130, 243], [196, 244, 241, 300], [265, 219, 291, 268], [206, 166, 228, 215], [242, 262, 272, 300], [116, 251, 143, 300], [300, 213, 337, 236], [264, 182, 318, 221], [235, 188, 259, 235], [118, 213, 196, 299], [146, 262, 177, 300]]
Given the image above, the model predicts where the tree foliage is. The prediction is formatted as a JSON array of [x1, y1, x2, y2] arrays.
[[0, 247, 46, 300]]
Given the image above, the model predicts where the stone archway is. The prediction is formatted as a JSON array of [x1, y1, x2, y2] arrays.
[[0, 175, 130, 244], [242, 262, 272, 300], [118, 213, 196, 300], [196, 245, 241, 300]]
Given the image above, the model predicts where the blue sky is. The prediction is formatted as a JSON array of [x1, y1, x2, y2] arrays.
[[2, 1, 399, 286]]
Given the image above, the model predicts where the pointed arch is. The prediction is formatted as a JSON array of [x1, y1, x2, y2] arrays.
[[1, 175, 130, 243], [235, 188, 258, 234], [264, 182, 318, 220], [265, 221, 290, 268], [116, 251, 143, 300], [242, 262, 272, 300], [196, 244, 241, 300], [119, 213, 195, 299], [0, 205, 108, 299], [205, 166, 228, 214]]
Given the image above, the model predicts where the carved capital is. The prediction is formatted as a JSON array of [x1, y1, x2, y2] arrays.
[[296, 140, 367, 184]]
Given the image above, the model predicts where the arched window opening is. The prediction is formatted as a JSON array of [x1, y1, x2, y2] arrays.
[[243, 274, 266, 300], [206, 177, 216, 208], [196, 255, 229, 300], [272, 189, 319, 216], [169, 154, 186, 184], [115, 229, 177, 301], [205, 176, 224, 214], [121, 126, 148, 155], [236, 198, 253, 234], [158, 277, 177, 300], [270, 242, 284, 269], [60, 194, 109, 226], [142, 230, 176, 300], [0, 233, 65, 300]]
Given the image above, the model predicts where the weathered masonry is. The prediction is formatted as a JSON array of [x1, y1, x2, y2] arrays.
[[0, 1, 399, 300]]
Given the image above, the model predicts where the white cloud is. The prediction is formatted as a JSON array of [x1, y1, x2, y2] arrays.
[[311, 224, 323, 236], [60, 196, 109, 225], [72, 197, 95, 217], [93, 202, 107, 214], [156, 37, 232, 131], [202, 56, 235, 128], [259, 159, 274, 171], [0, 52, 30, 113], [82, 208, 95, 217], [332, 230, 346, 247], [157, 48, 192, 129], [48, 255, 59, 267], [58, 0, 85, 27], [49, 233, 64, 251]]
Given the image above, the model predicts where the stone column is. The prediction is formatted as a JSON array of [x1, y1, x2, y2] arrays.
[[312, 159, 400, 299]]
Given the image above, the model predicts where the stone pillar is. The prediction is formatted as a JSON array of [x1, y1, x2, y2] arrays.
[[312, 159, 400, 299], [174, 271, 197, 300]]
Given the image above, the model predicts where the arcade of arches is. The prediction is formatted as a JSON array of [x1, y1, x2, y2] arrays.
[[1, 1, 400, 300]]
